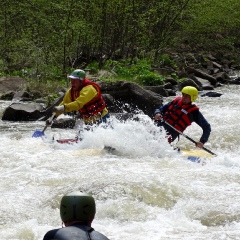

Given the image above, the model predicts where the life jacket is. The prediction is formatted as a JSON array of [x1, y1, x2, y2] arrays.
[[70, 79, 106, 118], [163, 96, 199, 132]]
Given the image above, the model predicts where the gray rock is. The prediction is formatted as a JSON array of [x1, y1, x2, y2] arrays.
[[2, 103, 44, 121]]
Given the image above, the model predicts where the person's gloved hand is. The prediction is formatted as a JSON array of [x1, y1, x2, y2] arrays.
[[196, 141, 204, 148], [46, 118, 53, 126], [154, 113, 162, 121], [53, 105, 65, 114], [46, 113, 57, 126]]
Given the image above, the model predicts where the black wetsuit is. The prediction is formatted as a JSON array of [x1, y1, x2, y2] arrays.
[[43, 223, 110, 240]]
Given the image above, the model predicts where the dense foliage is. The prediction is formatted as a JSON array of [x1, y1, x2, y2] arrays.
[[179, 0, 240, 51], [1, 0, 239, 83]]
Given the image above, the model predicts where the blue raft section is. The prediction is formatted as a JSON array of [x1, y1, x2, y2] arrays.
[[181, 149, 214, 163]]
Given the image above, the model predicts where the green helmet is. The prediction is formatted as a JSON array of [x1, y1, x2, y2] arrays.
[[181, 86, 198, 102], [68, 69, 86, 80], [60, 191, 96, 223]]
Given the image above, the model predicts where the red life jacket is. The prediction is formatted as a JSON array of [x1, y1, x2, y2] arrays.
[[163, 96, 199, 132], [70, 79, 106, 118]]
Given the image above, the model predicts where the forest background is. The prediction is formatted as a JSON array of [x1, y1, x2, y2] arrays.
[[1, 0, 240, 94]]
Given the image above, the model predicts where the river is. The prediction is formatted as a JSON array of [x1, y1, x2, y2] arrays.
[[0, 84, 240, 240]]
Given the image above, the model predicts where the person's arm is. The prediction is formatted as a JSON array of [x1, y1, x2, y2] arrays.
[[64, 85, 98, 113], [52, 88, 72, 117], [193, 110, 211, 146], [154, 102, 171, 120]]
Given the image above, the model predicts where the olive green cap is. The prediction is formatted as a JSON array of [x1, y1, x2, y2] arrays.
[[68, 69, 86, 80]]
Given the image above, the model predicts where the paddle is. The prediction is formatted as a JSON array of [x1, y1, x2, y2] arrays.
[[162, 120, 217, 156], [32, 113, 56, 138]]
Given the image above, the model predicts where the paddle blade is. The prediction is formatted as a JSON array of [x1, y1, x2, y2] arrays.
[[32, 130, 45, 138], [187, 156, 201, 163]]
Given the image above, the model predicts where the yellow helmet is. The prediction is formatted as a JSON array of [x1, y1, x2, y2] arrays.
[[181, 86, 198, 102]]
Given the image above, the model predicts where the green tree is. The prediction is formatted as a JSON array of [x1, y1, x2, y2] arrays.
[[178, 0, 240, 50], [0, 0, 240, 77]]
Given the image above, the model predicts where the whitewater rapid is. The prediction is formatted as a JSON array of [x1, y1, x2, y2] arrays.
[[0, 84, 240, 240]]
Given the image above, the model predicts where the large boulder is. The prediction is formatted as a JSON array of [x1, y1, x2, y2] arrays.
[[2, 92, 65, 121], [99, 81, 163, 117], [1, 103, 44, 121]]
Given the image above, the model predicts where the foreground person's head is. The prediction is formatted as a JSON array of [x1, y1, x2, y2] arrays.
[[60, 191, 96, 227]]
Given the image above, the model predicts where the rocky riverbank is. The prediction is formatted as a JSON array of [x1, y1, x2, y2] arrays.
[[1, 50, 240, 124]]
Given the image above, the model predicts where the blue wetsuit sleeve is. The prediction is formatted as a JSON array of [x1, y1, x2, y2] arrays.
[[193, 110, 211, 144], [154, 102, 171, 116]]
